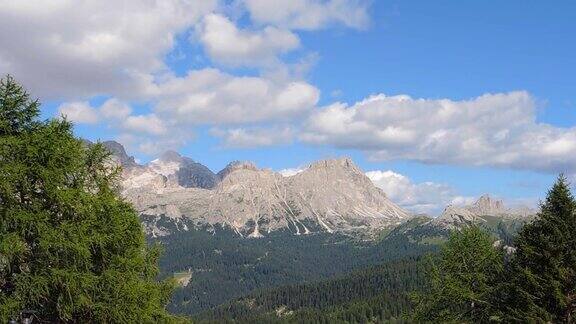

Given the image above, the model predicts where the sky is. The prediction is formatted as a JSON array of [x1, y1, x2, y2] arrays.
[[1, 0, 575, 214]]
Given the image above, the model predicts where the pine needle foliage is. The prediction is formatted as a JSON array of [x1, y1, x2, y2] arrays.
[[412, 226, 504, 323], [499, 175, 576, 323]]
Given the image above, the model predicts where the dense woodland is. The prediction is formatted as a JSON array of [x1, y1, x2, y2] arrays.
[[155, 224, 438, 314], [195, 257, 427, 323], [157, 208, 527, 317]]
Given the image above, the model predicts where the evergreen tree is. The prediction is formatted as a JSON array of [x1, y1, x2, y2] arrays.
[[412, 226, 504, 323], [499, 175, 576, 322], [0, 76, 182, 322]]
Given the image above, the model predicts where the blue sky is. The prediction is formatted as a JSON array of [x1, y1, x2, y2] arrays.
[[2, 1, 575, 214]]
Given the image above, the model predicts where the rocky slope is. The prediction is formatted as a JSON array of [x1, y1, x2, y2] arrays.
[[105, 142, 411, 238]]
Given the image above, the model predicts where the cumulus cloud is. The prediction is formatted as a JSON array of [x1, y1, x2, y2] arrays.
[[366, 170, 464, 214], [58, 98, 164, 134], [211, 126, 293, 148], [123, 114, 167, 136], [154, 69, 319, 125], [0, 0, 217, 99], [55, 67, 320, 153], [303, 92, 576, 174], [198, 13, 300, 67], [243, 0, 370, 30], [57, 98, 182, 154], [100, 98, 132, 120], [58, 102, 99, 124]]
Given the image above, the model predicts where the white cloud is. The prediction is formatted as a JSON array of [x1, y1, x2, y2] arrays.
[[117, 132, 189, 156], [243, 0, 370, 30], [57, 101, 99, 124], [211, 126, 293, 148], [198, 13, 300, 67], [123, 114, 167, 136], [449, 196, 477, 206], [57, 99, 184, 155], [54, 66, 320, 153], [154, 69, 319, 125], [366, 170, 462, 214], [0, 0, 217, 99], [303, 92, 576, 174], [278, 167, 306, 177], [100, 98, 132, 120]]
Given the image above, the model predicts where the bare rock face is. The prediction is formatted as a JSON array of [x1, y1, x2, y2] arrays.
[[217, 161, 259, 180], [433, 205, 483, 229], [149, 150, 219, 189], [104, 146, 218, 193], [119, 152, 411, 238], [103, 141, 138, 168], [284, 158, 409, 234], [468, 194, 506, 216]]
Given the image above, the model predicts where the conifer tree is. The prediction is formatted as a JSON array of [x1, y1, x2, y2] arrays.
[[412, 226, 504, 323], [499, 175, 576, 322], [0, 76, 182, 322]]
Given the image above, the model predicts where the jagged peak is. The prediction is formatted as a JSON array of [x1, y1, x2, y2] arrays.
[[470, 194, 506, 214], [217, 161, 259, 179], [475, 194, 503, 206], [102, 140, 138, 167]]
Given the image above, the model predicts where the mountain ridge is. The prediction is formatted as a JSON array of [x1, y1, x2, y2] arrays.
[[102, 141, 412, 238]]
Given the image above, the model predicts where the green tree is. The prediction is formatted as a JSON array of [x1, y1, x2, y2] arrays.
[[499, 175, 576, 322], [0, 75, 182, 322], [412, 226, 504, 323]]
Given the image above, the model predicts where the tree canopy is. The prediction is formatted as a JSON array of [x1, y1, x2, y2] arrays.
[[412, 226, 504, 323], [498, 175, 576, 322], [0, 75, 181, 322]]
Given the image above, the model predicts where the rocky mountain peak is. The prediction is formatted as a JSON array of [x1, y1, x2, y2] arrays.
[[102, 140, 138, 168], [158, 150, 184, 163], [217, 161, 259, 179], [148, 151, 217, 189], [469, 194, 507, 215]]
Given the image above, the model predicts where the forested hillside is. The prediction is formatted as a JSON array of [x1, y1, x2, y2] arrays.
[[195, 257, 427, 323], [156, 207, 531, 317], [155, 225, 438, 315]]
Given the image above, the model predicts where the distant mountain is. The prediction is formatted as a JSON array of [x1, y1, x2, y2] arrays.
[[149, 150, 219, 189], [432, 194, 535, 229], [381, 195, 536, 248], [104, 142, 411, 238]]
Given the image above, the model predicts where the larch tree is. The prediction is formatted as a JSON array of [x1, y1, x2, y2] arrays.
[[0, 75, 182, 323]]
